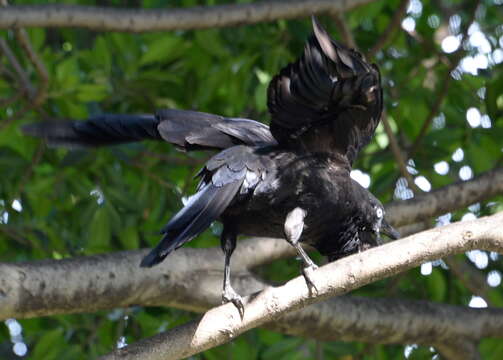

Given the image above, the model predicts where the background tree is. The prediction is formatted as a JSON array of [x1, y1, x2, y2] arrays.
[[1, 0, 503, 359]]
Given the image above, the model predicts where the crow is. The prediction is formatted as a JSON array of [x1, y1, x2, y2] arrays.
[[23, 18, 399, 316]]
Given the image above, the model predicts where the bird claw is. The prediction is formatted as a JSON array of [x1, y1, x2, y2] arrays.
[[302, 264, 318, 294], [222, 287, 245, 318]]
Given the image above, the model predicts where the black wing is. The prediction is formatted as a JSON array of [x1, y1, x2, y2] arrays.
[[156, 109, 275, 150], [140, 145, 266, 267], [267, 17, 383, 164], [22, 109, 275, 150]]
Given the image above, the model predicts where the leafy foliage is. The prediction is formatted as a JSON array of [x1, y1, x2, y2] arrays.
[[1, 0, 503, 359]]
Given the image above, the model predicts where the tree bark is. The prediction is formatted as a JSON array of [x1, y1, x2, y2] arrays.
[[0, 0, 375, 32], [385, 167, 503, 227]]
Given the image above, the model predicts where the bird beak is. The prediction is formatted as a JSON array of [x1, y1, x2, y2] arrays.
[[380, 219, 400, 240]]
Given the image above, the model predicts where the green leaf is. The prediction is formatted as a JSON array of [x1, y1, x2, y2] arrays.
[[139, 36, 183, 65], [87, 207, 111, 251], [426, 268, 447, 302], [118, 225, 139, 250], [55, 57, 80, 88], [481, 338, 503, 360], [76, 84, 109, 102], [32, 328, 64, 360]]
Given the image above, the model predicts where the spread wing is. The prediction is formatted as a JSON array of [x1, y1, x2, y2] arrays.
[[267, 17, 383, 165], [22, 109, 275, 150], [140, 145, 267, 267]]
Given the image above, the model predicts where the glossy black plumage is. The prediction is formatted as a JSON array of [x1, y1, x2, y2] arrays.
[[268, 18, 382, 164], [23, 18, 398, 314]]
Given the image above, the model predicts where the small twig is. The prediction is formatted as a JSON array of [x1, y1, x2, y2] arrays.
[[331, 12, 357, 50], [408, 0, 480, 157], [0, 103, 35, 131], [0, 60, 18, 81], [367, 0, 409, 58], [444, 256, 494, 305], [0, 91, 22, 107], [0, 37, 36, 100], [0, 226, 30, 246], [139, 150, 206, 167], [131, 160, 175, 190], [16, 142, 46, 196], [408, 69, 453, 157], [14, 28, 49, 106], [381, 110, 420, 192]]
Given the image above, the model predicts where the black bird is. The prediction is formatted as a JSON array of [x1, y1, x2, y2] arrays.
[[23, 18, 399, 315]]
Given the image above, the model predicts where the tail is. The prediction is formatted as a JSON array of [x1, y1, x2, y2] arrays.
[[140, 179, 243, 267], [22, 114, 161, 148]]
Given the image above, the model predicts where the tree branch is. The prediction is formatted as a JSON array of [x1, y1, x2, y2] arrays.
[[367, 0, 409, 58], [273, 297, 490, 360], [444, 256, 494, 304], [0, 1, 376, 33], [381, 110, 421, 193], [0, 37, 35, 99], [99, 212, 503, 360], [14, 28, 49, 106], [407, 0, 481, 156], [331, 13, 357, 50], [385, 167, 503, 227], [408, 66, 453, 158]]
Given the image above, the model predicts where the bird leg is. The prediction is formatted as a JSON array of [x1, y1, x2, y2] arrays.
[[284, 207, 318, 292], [220, 226, 244, 318]]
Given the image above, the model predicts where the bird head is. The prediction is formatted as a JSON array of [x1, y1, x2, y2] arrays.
[[362, 193, 400, 241]]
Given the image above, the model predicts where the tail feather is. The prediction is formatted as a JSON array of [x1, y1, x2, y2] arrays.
[[140, 179, 243, 267], [22, 114, 160, 148]]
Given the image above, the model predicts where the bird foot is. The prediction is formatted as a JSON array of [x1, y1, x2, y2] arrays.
[[301, 264, 319, 294], [222, 287, 245, 318]]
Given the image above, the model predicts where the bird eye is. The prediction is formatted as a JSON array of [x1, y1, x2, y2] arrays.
[[375, 207, 383, 218]]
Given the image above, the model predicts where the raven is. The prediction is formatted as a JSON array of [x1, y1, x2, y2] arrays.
[[23, 18, 399, 315]]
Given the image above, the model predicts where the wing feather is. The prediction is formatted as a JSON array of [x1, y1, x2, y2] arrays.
[[267, 17, 383, 164], [140, 145, 265, 267], [156, 109, 275, 151]]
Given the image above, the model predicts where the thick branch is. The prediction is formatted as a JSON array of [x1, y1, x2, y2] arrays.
[[0, 237, 289, 319], [0, 1, 375, 32], [100, 212, 503, 359], [273, 296, 500, 351], [385, 167, 503, 227]]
